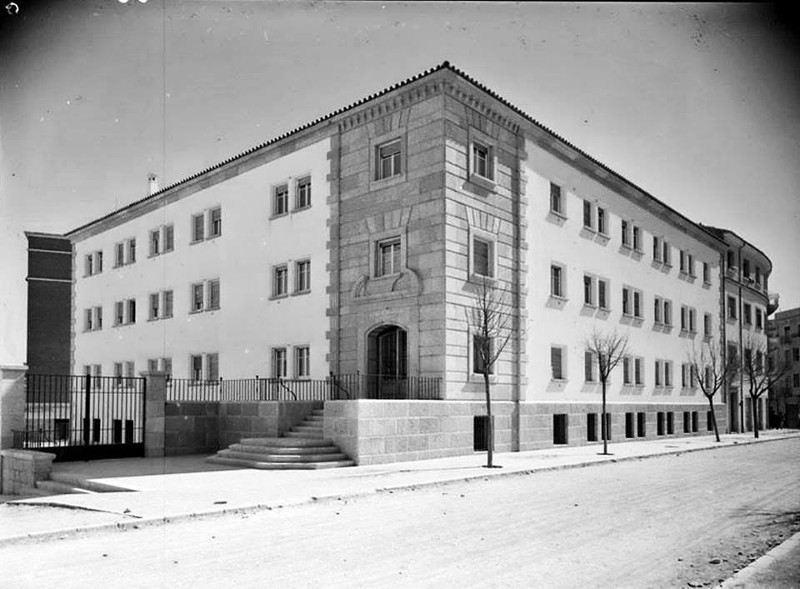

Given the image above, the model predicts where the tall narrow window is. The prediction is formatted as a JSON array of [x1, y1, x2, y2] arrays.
[[598, 279, 608, 310], [633, 290, 642, 318], [150, 229, 160, 256], [597, 207, 606, 235], [192, 283, 205, 311], [551, 346, 564, 380], [584, 275, 594, 306], [664, 300, 672, 326], [208, 279, 221, 310], [295, 260, 311, 293], [209, 207, 222, 237], [663, 242, 671, 266], [377, 239, 401, 277], [622, 288, 630, 315], [296, 177, 311, 209], [115, 242, 124, 267], [653, 236, 662, 261], [704, 313, 712, 337], [654, 297, 663, 324], [655, 360, 662, 386], [272, 347, 287, 378], [703, 262, 710, 284], [207, 353, 219, 381], [128, 239, 136, 264], [85, 254, 93, 276], [551, 265, 564, 298], [84, 308, 93, 331], [190, 355, 203, 381], [115, 301, 124, 325], [473, 335, 494, 375], [273, 184, 288, 216], [163, 290, 174, 318], [192, 213, 205, 242], [550, 183, 563, 215], [273, 265, 288, 297], [632, 226, 641, 251], [472, 141, 491, 179], [164, 225, 175, 252], [149, 293, 160, 320], [634, 357, 643, 385], [127, 299, 136, 324], [584, 351, 595, 382], [376, 139, 402, 180], [623, 356, 631, 385], [473, 238, 493, 278], [95, 307, 103, 330], [583, 200, 593, 229], [295, 346, 310, 378], [665, 362, 672, 387], [621, 220, 630, 247]]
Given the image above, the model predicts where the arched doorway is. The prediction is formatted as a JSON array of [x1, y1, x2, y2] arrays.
[[367, 325, 407, 399]]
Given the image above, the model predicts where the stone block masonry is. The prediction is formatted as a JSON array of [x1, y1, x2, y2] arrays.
[[0, 449, 54, 495]]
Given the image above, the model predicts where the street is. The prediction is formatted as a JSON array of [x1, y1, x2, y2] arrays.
[[4, 438, 799, 588]]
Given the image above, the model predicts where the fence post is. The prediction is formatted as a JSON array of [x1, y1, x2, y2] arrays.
[[0, 365, 28, 451], [141, 371, 167, 458]]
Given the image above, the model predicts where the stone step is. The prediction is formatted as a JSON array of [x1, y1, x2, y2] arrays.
[[284, 430, 324, 439], [49, 472, 132, 493], [292, 425, 323, 434], [240, 437, 333, 447], [218, 449, 349, 463], [230, 443, 339, 455], [206, 456, 355, 470], [19, 485, 60, 498], [305, 415, 324, 422], [36, 480, 95, 495]]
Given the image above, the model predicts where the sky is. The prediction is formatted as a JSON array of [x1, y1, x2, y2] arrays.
[[1, 1, 799, 366]]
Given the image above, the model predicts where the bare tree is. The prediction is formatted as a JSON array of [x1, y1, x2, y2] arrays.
[[686, 339, 737, 442], [742, 332, 790, 439], [468, 277, 514, 468], [585, 329, 629, 455]]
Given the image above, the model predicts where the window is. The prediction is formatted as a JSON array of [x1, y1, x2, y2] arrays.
[[114, 362, 123, 381], [664, 300, 672, 326], [623, 288, 630, 315], [551, 264, 564, 298], [125, 361, 135, 379], [743, 303, 752, 325], [273, 184, 289, 216], [128, 239, 136, 264], [653, 236, 662, 262], [149, 293, 160, 320], [680, 250, 687, 274], [598, 279, 608, 310], [208, 279, 221, 310], [654, 297, 663, 325], [473, 237, 493, 278], [162, 357, 172, 376], [632, 226, 641, 251], [743, 258, 750, 278], [114, 242, 124, 267], [584, 351, 595, 382], [622, 287, 642, 318], [727, 250, 735, 271], [655, 360, 663, 386], [664, 361, 673, 387], [296, 177, 311, 209], [295, 260, 311, 293], [727, 296, 737, 320], [84, 308, 93, 332], [147, 359, 159, 373], [190, 355, 203, 381], [551, 346, 564, 380], [115, 301, 124, 326], [273, 265, 288, 297], [621, 220, 630, 246], [623, 356, 631, 385], [583, 200, 593, 229], [686, 254, 695, 277], [755, 266, 762, 286], [681, 364, 688, 388], [164, 225, 174, 252], [596, 207, 607, 235], [192, 213, 205, 242], [377, 239, 401, 277], [192, 283, 205, 311], [681, 306, 687, 331], [163, 290, 174, 318], [272, 347, 287, 378], [583, 275, 594, 306], [550, 183, 563, 215], [755, 308, 763, 330], [704, 366, 712, 389], [150, 229, 160, 256], [207, 353, 219, 381], [473, 335, 494, 375], [209, 207, 222, 237], [376, 139, 402, 180], [794, 374, 800, 388], [634, 290, 642, 319], [127, 299, 136, 324], [634, 357, 643, 385], [472, 141, 492, 180], [704, 313, 712, 337], [662, 242, 671, 266], [85, 254, 94, 277], [703, 262, 710, 284], [295, 346, 310, 378], [794, 348, 799, 362]]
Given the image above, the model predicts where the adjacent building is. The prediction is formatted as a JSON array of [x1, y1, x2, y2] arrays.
[[768, 307, 800, 428], [29, 62, 777, 462]]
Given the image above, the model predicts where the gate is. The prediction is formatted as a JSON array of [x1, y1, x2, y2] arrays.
[[18, 374, 146, 461]]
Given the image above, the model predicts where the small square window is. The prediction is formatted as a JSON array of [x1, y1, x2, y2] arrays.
[[376, 139, 402, 181]]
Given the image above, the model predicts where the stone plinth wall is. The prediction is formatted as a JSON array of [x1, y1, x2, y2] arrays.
[[324, 400, 515, 466], [518, 402, 729, 451], [0, 449, 54, 495], [165, 401, 321, 455]]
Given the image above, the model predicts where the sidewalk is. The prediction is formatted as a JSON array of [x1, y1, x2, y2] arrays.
[[1, 430, 797, 549]]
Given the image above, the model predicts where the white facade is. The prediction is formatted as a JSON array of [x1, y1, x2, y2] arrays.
[[71, 138, 332, 381]]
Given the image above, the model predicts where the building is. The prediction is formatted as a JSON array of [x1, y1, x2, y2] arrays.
[[768, 307, 800, 428], [30, 62, 776, 463], [702, 227, 777, 433]]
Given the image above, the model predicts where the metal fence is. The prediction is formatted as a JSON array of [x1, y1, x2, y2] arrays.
[[166, 373, 441, 402]]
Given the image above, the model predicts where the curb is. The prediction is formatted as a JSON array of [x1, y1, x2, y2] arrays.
[[717, 531, 800, 588], [1, 434, 796, 548]]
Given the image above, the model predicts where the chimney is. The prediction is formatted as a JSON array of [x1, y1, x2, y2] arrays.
[[148, 173, 159, 195]]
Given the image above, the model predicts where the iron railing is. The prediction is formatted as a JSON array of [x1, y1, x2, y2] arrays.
[[166, 373, 442, 402]]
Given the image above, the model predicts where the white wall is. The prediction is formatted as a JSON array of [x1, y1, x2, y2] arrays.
[[72, 137, 331, 380], [523, 138, 721, 406]]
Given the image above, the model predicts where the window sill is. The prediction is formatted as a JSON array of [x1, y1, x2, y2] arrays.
[[292, 204, 312, 214], [270, 212, 289, 221], [469, 274, 497, 286], [550, 378, 568, 384], [292, 290, 311, 297], [549, 294, 568, 303], [270, 294, 289, 301], [549, 209, 567, 221], [468, 173, 496, 192], [371, 173, 406, 192]]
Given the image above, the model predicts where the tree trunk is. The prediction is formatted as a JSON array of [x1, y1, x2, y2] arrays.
[[706, 394, 720, 443], [484, 370, 493, 468], [752, 395, 760, 439], [601, 379, 608, 455]]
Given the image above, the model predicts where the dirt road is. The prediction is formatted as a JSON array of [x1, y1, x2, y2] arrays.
[[4, 439, 799, 588]]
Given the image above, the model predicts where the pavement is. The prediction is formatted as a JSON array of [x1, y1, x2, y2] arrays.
[[1, 429, 798, 587]]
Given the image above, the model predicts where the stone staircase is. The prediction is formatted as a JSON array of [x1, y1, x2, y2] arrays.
[[33, 472, 132, 496], [206, 408, 354, 470]]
